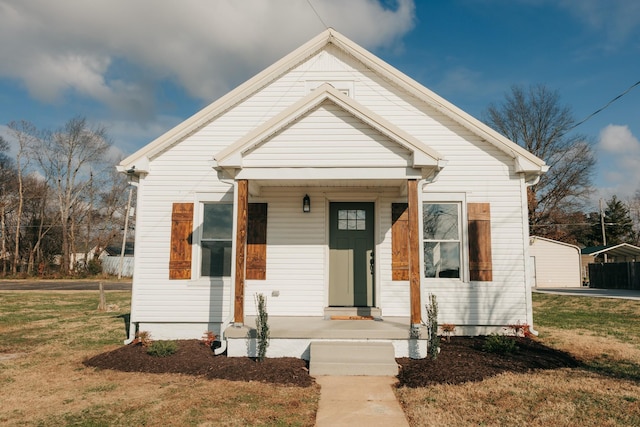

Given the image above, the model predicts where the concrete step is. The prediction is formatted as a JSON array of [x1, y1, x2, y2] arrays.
[[309, 341, 398, 376]]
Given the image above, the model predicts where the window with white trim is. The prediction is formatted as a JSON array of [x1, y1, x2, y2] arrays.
[[423, 203, 462, 278], [200, 204, 233, 277]]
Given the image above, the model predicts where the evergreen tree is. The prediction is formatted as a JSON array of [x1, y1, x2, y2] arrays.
[[589, 196, 634, 246]]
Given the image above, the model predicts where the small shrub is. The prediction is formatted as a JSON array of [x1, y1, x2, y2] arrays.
[[201, 331, 216, 348], [146, 340, 178, 357], [506, 322, 533, 338], [255, 293, 270, 362], [87, 259, 103, 276], [425, 294, 439, 359], [132, 331, 152, 347], [483, 334, 518, 354], [441, 323, 456, 341]]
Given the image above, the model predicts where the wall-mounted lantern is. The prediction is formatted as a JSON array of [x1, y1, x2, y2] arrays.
[[303, 194, 311, 213]]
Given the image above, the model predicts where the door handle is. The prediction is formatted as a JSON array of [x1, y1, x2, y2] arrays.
[[369, 250, 375, 275]]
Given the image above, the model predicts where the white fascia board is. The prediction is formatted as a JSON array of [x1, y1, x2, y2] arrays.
[[215, 83, 443, 168]]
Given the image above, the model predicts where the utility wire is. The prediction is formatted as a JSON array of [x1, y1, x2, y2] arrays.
[[568, 79, 640, 131], [306, 0, 329, 30]]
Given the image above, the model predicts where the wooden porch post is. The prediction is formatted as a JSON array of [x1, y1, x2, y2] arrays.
[[407, 179, 421, 325], [234, 179, 248, 324]]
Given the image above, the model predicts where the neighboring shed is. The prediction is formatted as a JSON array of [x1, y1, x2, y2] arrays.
[[529, 236, 582, 288]]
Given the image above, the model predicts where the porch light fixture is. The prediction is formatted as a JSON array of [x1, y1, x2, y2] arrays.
[[303, 194, 311, 213]]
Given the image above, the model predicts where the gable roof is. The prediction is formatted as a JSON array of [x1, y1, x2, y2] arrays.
[[213, 83, 445, 172], [119, 28, 546, 177]]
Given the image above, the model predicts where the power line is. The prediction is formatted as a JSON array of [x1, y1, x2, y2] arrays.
[[568, 79, 640, 131], [306, 0, 329, 30]]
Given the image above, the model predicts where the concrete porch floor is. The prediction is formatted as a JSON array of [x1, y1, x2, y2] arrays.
[[225, 316, 424, 340]]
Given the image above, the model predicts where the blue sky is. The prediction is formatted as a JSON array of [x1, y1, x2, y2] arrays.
[[0, 0, 638, 208]]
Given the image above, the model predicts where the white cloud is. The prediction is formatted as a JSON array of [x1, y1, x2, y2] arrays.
[[559, 0, 640, 45], [598, 124, 640, 198], [0, 0, 415, 118], [600, 124, 640, 154]]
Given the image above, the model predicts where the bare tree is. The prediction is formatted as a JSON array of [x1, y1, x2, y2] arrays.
[[484, 84, 596, 238], [7, 121, 40, 274], [0, 136, 16, 276], [23, 176, 55, 275], [30, 117, 111, 275]]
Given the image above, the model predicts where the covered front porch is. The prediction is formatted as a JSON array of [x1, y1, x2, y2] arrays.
[[224, 315, 428, 359]]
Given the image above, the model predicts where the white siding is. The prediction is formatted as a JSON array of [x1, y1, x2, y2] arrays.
[[530, 237, 582, 288], [243, 101, 411, 168], [129, 44, 534, 338]]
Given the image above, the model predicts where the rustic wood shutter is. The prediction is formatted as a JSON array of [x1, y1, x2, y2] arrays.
[[169, 203, 194, 280], [468, 203, 493, 281], [246, 203, 267, 280], [391, 203, 409, 281]]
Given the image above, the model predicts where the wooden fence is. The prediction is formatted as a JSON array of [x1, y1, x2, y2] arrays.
[[588, 262, 640, 290]]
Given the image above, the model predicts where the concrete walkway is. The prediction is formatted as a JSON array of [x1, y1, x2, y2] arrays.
[[534, 287, 640, 300], [315, 376, 409, 427]]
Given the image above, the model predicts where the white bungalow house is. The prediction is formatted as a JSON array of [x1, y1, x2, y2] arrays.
[[117, 29, 546, 362]]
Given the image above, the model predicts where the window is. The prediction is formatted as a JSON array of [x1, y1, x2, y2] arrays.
[[337, 209, 366, 230], [423, 203, 461, 278], [201, 204, 233, 277]]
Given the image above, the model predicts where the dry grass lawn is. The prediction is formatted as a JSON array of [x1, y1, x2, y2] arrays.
[[397, 293, 640, 427], [0, 291, 319, 426], [2, 290, 639, 426]]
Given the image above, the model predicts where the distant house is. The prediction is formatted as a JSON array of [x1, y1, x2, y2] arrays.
[[117, 29, 547, 359], [529, 236, 582, 288]]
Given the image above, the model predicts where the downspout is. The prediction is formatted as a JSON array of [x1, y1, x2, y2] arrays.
[[523, 173, 541, 336], [122, 176, 140, 345], [214, 178, 240, 355]]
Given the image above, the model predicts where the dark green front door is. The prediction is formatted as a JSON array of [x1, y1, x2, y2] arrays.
[[329, 202, 375, 307]]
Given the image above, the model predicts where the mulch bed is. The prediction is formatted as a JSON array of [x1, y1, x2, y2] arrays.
[[397, 336, 580, 388], [83, 337, 580, 388]]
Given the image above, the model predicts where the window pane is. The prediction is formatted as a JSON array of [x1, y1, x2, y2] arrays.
[[423, 204, 458, 240], [201, 241, 232, 277], [424, 242, 460, 278], [202, 204, 233, 240]]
